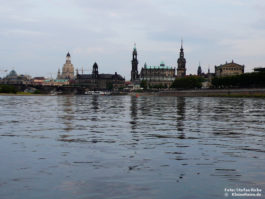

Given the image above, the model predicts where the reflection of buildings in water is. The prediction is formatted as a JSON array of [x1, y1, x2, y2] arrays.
[[212, 98, 245, 122], [197, 99, 202, 117], [233, 99, 245, 118], [90, 96, 100, 122], [212, 98, 246, 136], [91, 96, 99, 111], [176, 97, 186, 137], [195, 98, 203, 130], [139, 97, 152, 116], [130, 96, 138, 131], [59, 96, 75, 132]]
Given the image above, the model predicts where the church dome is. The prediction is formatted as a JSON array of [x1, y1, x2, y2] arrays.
[[7, 70, 17, 77]]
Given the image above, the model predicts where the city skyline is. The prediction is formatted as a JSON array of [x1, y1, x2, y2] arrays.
[[1, 0, 265, 79]]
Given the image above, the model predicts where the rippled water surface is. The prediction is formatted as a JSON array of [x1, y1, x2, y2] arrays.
[[0, 95, 265, 199]]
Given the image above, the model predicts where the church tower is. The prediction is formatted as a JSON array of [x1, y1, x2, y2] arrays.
[[177, 41, 186, 77], [197, 62, 202, 76], [61, 52, 75, 79], [131, 44, 139, 82], [92, 62, 99, 79], [57, 68, 61, 79]]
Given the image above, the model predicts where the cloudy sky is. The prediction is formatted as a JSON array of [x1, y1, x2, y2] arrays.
[[0, 0, 265, 79]]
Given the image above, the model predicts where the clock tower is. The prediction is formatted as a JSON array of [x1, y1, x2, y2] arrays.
[[131, 44, 139, 82], [177, 41, 186, 77]]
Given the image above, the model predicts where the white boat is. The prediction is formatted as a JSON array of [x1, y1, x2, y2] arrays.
[[85, 91, 111, 95], [50, 91, 63, 95], [84, 91, 93, 95]]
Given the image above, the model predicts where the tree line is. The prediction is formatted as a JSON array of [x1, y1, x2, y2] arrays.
[[140, 72, 265, 90], [211, 72, 265, 88]]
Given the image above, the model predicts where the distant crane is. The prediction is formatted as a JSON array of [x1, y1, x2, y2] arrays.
[[0, 68, 8, 78], [46, 72, 58, 80], [76, 67, 90, 74]]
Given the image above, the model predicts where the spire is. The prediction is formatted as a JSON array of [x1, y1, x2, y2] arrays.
[[67, 52, 70, 57], [179, 39, 184, 57], [177, 39, 186, 77], [132, 43, 137, 57], [133, 43, 137, 54], [181, 39, 183, 49], [197, 62, 202, 76]]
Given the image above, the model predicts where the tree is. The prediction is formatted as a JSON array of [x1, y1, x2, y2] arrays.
[[0, 85, 17, 93], [106, 82, 113, 90], [211, 72, 265, 88], [171, 76, 203, 89], [140, 80, 148, 90]]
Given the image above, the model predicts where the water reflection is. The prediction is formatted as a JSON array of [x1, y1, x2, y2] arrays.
[[91, 96, 99, 111], [58, 96, 75, 132], [0, 96, 265, 199], [211, 98, 246, 138], [130, 96, 138, 131], [176, 97, 185, 135]]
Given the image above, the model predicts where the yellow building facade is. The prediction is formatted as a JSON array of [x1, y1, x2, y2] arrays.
[[215, 61, 244, 77]]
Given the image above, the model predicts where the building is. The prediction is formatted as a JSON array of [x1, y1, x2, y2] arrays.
[[57, 52, 75, 79], [215, 60, 244, 77], [177, 41, 186, 77], [129, 41, 188, 88], [254, 67, 265, 72], [196, 64, 215, 88], [74, 63, 125, 90], [42, 79, 69, 86], [140, 62, 176, 88], [131, 44, 140, 83], [197, 63, 202, 76], [31, 77, 45, 85], [0, 70, 31, 85]]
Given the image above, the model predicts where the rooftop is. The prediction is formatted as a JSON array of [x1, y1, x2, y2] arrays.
[[143, 62, 173, 69]]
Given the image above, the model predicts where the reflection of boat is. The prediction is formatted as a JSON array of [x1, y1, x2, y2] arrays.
[[50, 91, 63, 95], [84, 91, 93, 95], [92, 91, 102, 96], [84, 91, 111, 96]]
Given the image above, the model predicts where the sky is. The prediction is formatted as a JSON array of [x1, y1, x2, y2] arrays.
[[1, 0, 265, 80]]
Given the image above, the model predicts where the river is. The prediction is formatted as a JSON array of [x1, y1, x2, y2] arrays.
[[0, 95, 264, 199]]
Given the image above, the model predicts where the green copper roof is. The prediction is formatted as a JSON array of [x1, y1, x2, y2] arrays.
[[146, 65, 173, 69], [7, 70, 17, 77], [143, 61, 173, 69]]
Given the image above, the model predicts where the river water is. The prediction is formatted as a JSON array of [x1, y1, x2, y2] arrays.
[[0, 95, 264, 199]]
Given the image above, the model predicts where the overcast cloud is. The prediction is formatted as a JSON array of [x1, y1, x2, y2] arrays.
[[0, 0, 265, 79]]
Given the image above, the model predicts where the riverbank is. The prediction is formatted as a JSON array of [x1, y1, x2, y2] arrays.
[[2, 88, 265, 98], [0, 93, 50, 96], [131, 88, 265, 98]]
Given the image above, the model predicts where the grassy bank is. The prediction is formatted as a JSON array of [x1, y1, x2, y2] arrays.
[[203, 93, 265, 98], [0, 93, 46, 96]]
